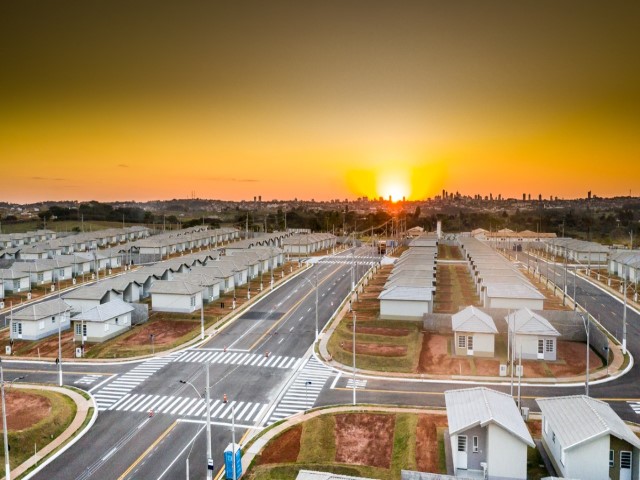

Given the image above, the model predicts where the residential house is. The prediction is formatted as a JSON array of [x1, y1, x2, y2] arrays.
[[378, 286, 434, 320], [10, 298, 71, 341], [452, 306, 498, 357], [506, 308, 561, 361], [72, 298, 135, 343], [148, 281, 203, 313]]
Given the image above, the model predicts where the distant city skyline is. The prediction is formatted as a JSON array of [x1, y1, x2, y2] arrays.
[[1, 1, 639, 203]]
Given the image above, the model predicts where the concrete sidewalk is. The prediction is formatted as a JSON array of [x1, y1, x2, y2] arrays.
[[2, 384, 95, 480]]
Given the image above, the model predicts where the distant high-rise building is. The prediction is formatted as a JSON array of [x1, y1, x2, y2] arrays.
[[528, 194, 531, 201], [588, 191, 592, 200], [538, 194, 542, 201], [490, 193, 493, 201], [389, 195, 392, 202], [402, 196, 406, 202], [522, 193, 526, 201], [498, 194, 502, 201], [258, 195, 262, 202], [253, 196, 257, 202]]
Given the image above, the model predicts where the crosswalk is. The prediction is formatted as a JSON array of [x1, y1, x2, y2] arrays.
[[107, 393, 269, 422], [93, 354, 178, 411], [266, 356, 335, 425], [627, 401, 640, 415], [317, 256, 379, 266], [172, 350, 301, 369]]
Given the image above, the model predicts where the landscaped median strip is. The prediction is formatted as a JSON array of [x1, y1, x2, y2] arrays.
[[7, 384, 96, 480]]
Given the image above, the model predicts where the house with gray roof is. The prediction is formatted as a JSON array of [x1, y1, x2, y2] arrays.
[[445, 387, 534, 480], [72, 298, 135, 343], [10, 298, 71, 341], [0, 268, 31, 293], [537, 395, 640, 480], [452, 306, 498, 357], [63, 285, 123, 313], [148, 280, 203, 313], [483, 283, 545, 310], [378, 286, 434, 320], [506, 308, 561, 361]]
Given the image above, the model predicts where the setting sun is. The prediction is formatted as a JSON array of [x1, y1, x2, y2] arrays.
[[377, 170, 410, 202]]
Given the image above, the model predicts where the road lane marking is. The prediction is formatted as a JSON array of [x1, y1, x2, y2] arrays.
[[118, 421, 177, 480]]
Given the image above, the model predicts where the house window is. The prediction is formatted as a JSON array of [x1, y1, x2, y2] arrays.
[[75, 324, 82, 335], [538, 340, 544, 354], [190, 296, 196, 307], [13, 280, 20, 290], [552, 432, 556, 443], [115, 317, 119, 325], [467, 336, 474, 350], [51, 316, 56, 324], [609, 449, 615, 468], [59, 269, 65, 278], [472, 436, 479, 453], [458, 335, 466, 348], [545, 339, 554, 352], [621, 451, 632, 470], [37, 273, 44, 282], [457, 435, 467, 452]]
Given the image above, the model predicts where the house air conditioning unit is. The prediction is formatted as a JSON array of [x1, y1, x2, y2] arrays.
[[499, 364, 507, 376], [521, 407, 530, 421]]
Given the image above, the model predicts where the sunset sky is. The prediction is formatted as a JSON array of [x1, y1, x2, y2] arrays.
[[1, 1, 639, 203]]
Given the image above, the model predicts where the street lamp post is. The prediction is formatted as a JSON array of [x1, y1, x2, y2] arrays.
[[352, 312, 357, 405], [200, 303, 205, 341], [1, 359, 10, 480], [231, 403, 237, 480], [57, 309, 64, 386], [579, 312, 590, 396]]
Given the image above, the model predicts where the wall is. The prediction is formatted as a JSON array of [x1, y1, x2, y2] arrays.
[[151, 291, 202, 313], [486, 423, 527, 480], [380, 299, 431, 320]]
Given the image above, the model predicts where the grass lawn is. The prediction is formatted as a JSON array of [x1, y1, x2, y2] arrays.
[[246, 411, 446, 480], [0, 389, 76, 470]]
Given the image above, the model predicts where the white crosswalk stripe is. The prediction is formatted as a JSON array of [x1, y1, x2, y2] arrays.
[[628, 402, 640, 415], [316, 259, 377, 266], [107, 393, 267, 420], [74, 374, 102, 386], [345, 379, 367, 390], [266, 357, 334, 425], [173, 350, 301, 369], [93, 353, 179, 411]]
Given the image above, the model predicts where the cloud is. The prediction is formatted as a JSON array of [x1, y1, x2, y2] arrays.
[[31, 176, 65, 181], [206, 176, 259, 183]]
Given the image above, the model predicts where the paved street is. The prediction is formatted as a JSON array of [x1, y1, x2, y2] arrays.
[[6, 246, 640, 479]]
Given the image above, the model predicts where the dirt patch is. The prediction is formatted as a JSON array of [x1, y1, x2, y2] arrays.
[[521, 360, 551, 378], [473, 358, 502, 376], [417, 334, 472, 375], [120, 320, 196, 347], [349, 325, 410, 337], [415, 414, 448, 472], [258, 425, 301, 465], [547, 341, 602, 377], [2, 390, 52, 431], [335, 413, 395, 468], [342, 342, 407, 357], [527, 420, 542, 439]]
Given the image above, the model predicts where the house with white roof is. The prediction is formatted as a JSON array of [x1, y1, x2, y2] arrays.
[[445, 387, 534, 480], [537, 395, 640, 480], [484, 283, 545, 310], [63, 285, 123, 313], [10, 298, 71, 341], [378, 286, 434, 320], [72, 298, 135, 343], [452, 306, 498, 357], [149, 281, 203, 313], [506, 309, 561, 361]]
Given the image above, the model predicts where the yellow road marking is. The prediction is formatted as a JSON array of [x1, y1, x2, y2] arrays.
[[118, 420, 177, 480], [248, 265, 341, 351]]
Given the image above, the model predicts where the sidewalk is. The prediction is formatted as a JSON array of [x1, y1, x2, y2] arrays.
[[2, 384, 95, 480]]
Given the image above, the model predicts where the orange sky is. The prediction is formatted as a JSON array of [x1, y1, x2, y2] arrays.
[[1, 1, 639, 203]]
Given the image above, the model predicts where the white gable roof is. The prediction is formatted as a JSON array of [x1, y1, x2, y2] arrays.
[[452, 306, 498, 334], [445, 387, 534, 447], [537, 395, 640, 450], [506, 308, 560, 337], [378, 286, 433, 301], [72, 298, 134, 323]]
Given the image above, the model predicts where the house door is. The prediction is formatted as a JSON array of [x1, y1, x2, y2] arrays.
[[537, 339, 544, 360], [467, 336, 474, 356], [457, 435, 468, 469], [13, 322, 23, 339], [620, 451, 632, 480]]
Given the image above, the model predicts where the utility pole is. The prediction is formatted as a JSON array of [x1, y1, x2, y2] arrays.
[[623, 266, 627, 354], [205, 364, 213, 480], [352, 312, 357, 405], [1, 359, 11, 480]]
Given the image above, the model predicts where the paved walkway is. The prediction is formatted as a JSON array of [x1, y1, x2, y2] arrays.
[[2, 384, 94, 480]]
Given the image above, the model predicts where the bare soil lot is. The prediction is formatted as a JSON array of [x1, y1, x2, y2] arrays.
[[415, 414, 448, 472], [2, 390, 52, 430], [334, 413, 395, 469]]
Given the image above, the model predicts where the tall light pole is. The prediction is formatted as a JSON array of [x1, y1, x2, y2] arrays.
[[1, 359, 10, 480], [57, 308, 64, 386], [179, 366, 212, 480], [231, 403, 237, 480], [579, 312, 590, 396], [623, 265, 628, 354], [200, 303, 205, 341], [352, 311, 357, 405]]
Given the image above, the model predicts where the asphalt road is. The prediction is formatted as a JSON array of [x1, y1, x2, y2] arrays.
[[10, 245, 640, 479], [20, 246, 376, 480]]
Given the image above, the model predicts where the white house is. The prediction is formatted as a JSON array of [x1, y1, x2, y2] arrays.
[[63, 285, 123, 313], [537, 395, 640, 480], [13, 261, 54, 286], [484, 283, 545, 310], [10, 298, 71, 341], [452, 306, 498, 357], [173, 272, 221, 303], [0, 268, 31, 293], [72, 298, 135, 343], [148, 281, 203, 313], [506, 308, 561, 361], [445, 387, 534, 480], [378, 286, 434, 320]]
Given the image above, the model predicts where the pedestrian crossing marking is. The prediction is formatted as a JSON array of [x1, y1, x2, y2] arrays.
[[93, 353, 179, 411], [628, 401, 640, 414], [172, 350, 300, 369], [266, 356, 334, 425]]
